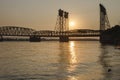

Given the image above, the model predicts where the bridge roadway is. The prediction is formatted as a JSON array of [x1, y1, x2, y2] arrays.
[[0, 32, 100, 37], [31, 32, 100, 37], [0, 26, 100, 37]]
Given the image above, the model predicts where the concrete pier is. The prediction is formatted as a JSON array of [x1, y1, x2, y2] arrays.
[[0, 36, 3, 41], [59, 36, 69, 42], [29, 36, 41, 42]]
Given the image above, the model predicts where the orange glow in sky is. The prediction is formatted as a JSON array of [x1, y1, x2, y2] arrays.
[[69, 21, 75, 28], [0, 0, 120, 30]]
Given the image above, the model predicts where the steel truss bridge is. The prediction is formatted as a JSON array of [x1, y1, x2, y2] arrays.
[[0, 4, 109, 42], [0, 26, 100, 37]]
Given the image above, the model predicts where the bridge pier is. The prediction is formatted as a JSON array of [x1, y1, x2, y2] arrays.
[[29, 36, 41, 42], [59, 36, 69, 42], [0, 36, 3, 41]]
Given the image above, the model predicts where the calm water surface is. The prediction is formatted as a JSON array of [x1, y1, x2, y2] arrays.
[[0, 41, 120, 80]]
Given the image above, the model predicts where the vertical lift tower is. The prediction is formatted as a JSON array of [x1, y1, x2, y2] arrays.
[[100, 4, 110, 31], [100, 4, 111, 42], [55, 9, 69, 42]]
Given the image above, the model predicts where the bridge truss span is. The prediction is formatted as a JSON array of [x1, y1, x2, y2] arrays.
[[0, 26, 35, 36]]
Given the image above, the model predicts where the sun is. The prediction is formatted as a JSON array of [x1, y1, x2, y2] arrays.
[[69, 21, 75, 27]]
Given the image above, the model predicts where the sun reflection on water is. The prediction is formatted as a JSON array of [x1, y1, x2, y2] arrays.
[[68, 76, 78, 80], [58, 41, 78, 80], [69, 41, 77, 64], [67, 41, 78, 80]]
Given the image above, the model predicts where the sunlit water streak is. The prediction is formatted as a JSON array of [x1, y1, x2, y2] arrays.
[[0, 41, 119, 80]]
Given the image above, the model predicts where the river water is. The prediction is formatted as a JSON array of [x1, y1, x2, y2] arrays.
[[0, 41, 120, 80]]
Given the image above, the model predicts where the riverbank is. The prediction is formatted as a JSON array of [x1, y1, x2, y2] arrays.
[[100, 25, 120, 45]]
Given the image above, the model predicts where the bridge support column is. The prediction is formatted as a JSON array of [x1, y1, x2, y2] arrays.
[[0, 36, 3, 41], [59, 36, 69, 42], [29, 36, 41, 42]]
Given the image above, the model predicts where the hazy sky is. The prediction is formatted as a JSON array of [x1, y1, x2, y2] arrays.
[[0, 0, 120, 30]]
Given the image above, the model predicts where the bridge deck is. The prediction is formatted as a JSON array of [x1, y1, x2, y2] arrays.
[[0, 34, 100, 37], [0, 26, 100, 37]]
